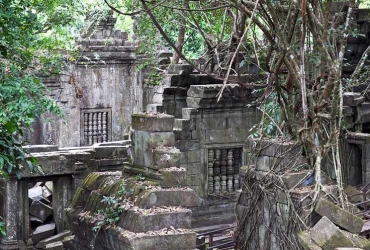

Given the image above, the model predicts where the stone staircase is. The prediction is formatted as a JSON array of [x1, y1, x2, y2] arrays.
[[67, 113, 198, 250]]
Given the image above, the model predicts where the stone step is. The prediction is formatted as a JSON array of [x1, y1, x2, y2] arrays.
[[158, 167, 187, 187], [135, 188, 200, 208], [99, 227, 196, 250], [117, 207, 192, 232], [36, 230, 71, 249]]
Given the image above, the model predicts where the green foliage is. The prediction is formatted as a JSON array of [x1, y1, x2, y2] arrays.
[[117, 0, 233, 71], [0, 220, 5, 237], [0, 0, 107, 179], [92, 180, 133, 232]]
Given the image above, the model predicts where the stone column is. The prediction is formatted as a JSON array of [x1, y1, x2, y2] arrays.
[[53, 177, 72, 233], [0, 178, 20, 250]]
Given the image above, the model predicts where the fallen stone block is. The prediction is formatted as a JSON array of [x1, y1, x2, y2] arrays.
[[298, 231, 322, 250], [315, 198, 364, 234], [36, 230, 71, 249], [62, 235, 75, 250], [42, 186, 53, 200], [310, 216, 354, 249], [31, 223, 55, 244], [45, 241, 64, 250], [29, 186, 43, 201], [342, 231, 370, 250], [45, 182, 53, 192], [29, 200, 53, 222], [344, 185, 362, 203]]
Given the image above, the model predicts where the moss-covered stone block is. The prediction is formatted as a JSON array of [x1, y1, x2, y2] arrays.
[[342, 230, 370, 250], [298, 231, 322, 250], [310, 216, 354, 249], [315, 198, 364, 234]]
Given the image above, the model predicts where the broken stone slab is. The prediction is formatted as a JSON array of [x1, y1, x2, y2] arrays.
[[31, 223, 55, 244], [131, 113, 174, 132], [36, 230, 71, 249], [29, 186, 43, 201], [298, 231, 322, 250], [152, 147, 181, 169], [62, 235, 75, 250], [30, 215, 44, 227], [315, 198, 364, 234], [310, 216, 354, 249], [135, 188, 200, 208], [45, 241, 64, 250], [29, 200, 53, 222]]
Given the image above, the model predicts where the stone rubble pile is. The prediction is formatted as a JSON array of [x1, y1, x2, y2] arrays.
[[26, 182, 74, 249], [299, 198, 370, 250]]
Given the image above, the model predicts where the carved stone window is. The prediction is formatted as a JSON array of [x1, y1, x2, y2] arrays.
[[81, 109, 111, 146], [207, 148, 242, 195]]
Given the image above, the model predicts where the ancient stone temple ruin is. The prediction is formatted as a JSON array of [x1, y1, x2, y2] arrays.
[[5, 2, 370, 250], [0, 14, 261, 247]]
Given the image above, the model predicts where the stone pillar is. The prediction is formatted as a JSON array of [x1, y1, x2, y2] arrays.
[[53, 177, 72, 233], [0, 178, 20, 250], [131, 113, 175, 168]]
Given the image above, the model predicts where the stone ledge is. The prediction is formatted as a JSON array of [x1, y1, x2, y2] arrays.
[[132, 113, 174, 132]]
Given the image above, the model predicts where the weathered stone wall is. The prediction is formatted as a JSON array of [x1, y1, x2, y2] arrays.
[[24, 15, 147, 148], [146, 65, 263, 227]]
